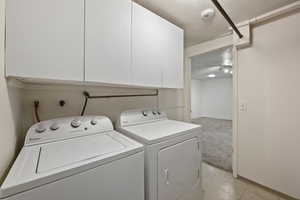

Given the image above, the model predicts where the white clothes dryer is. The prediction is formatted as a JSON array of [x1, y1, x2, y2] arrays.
[[117, 109, 203, 200]]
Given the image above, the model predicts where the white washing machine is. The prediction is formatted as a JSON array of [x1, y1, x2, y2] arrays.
[[0, 115, 144, 200], [117, 109, 203, 200]]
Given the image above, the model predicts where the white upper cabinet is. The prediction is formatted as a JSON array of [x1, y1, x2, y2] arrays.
[[85, 0, 131, 84], [161, 22, 184, 89], [6, 0, 84, 81], [131, 2, 164, 88], [6, 1, 183, 88], [132, 2, 184, 88]]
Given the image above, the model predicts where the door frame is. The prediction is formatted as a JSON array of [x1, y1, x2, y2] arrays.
[[183, 35, 239, 177]]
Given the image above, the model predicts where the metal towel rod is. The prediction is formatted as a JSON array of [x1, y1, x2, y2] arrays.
[[211, 0, 244, 39], [80, 90, 159, 116]]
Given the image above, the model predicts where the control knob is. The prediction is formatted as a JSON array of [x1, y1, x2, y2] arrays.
[[50, 123, 60, 131], [35, 124, 46, 133], [91, 119, 98, 125], [71, 119, 81, 128], [142, 111, 148, 116]]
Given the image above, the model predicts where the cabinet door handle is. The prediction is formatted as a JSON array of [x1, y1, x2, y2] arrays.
[[164, 168, 170, 185]]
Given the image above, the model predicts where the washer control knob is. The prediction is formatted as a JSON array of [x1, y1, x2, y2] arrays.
[[157, 111, 161, 115], [91, 119, 98, 125], [50, 123, 60, 131], [35, 124, 46, 133], [152, 111, 157, 115], [71, 119, 81, 128], [142, 111, 148, 116]]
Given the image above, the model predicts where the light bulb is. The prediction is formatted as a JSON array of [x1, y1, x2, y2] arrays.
[[223, 68, 230, 74], [208, 74, 216, 78]]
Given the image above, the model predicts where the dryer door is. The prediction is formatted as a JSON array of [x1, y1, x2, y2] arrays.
[[157, 138, 201, 200]]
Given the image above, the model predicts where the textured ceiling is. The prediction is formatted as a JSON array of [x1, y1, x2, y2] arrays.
[[134, 0, 297, 46], [191, 47, 233, 79]]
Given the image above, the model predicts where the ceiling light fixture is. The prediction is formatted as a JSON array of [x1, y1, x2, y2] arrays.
[[230, 70, 233, 74], [223, 68, 230, 74], [208, 73, 216, 78]]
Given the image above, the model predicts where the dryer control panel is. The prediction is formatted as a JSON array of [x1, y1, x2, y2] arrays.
[[25, 116, 114, 146], [118, 109, 167, 127]]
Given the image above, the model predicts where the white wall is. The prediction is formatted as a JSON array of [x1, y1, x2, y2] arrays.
[[191, 78, 232, 120], [0, 0, 23, 183], [20, 84, 184, 136], [237, 11, 300, 199]]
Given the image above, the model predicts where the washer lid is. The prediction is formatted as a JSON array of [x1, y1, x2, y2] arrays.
[[0, 131, 143, 198], [119, 120, 201, 144], [37, 134, 125, 173]]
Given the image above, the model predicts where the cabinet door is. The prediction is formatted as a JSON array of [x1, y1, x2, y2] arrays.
[[131, 2, 164, 87], [85, 0, 131, 84], [158, 138, 201, 200], [6, 0, 84, 81], [161, 22, 184, 88]]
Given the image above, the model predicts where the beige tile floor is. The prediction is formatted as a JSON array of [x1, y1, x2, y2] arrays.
[[201, 162, 296, 200]]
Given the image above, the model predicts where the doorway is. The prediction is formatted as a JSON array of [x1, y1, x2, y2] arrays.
[[190, 47, 233, 172]]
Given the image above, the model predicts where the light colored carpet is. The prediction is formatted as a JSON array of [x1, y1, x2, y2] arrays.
[[192, 117, 233, 171]]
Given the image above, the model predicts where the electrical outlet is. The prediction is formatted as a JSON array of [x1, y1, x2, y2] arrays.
[[239, 102, 247, 112]]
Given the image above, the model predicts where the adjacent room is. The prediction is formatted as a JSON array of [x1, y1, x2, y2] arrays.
[[191, 47, 233, 171]]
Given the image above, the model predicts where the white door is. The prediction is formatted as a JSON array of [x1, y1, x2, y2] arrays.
[[237, 11, 300, 199], [85, 0, 131, 84], [6, 0, 84, 81], [161, 21, 184, 89], [158, 138, 201, 200], [131, 2, 164, 87]]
